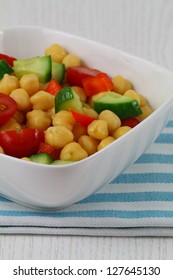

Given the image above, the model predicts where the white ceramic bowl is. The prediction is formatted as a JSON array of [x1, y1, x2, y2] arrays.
[[0, 26, 173, 210]]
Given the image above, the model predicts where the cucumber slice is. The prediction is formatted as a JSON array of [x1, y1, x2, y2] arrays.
[[52, 62, 65, 84], [13, 55, 52, 83], [93, 91, 142, 119], [29, 153, 54, 164], [0, 59, 14, 79], [51, 160, 75, 165], [55, 87, 83, 113]]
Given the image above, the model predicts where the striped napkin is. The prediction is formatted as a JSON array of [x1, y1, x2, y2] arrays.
[[0, 117, 173, 236]]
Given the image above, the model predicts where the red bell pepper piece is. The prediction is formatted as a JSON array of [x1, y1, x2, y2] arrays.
[[45, 79, 62, 95], [38, 142, 60, 159], [0, 53, 16, 67], [121, 117, 141, 128], [66, 66, 101, 87], [82, 73, 114, 96], [70, 109, 96, 127]]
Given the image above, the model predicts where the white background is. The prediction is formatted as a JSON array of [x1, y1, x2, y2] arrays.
[[0, 0, 173, 260]]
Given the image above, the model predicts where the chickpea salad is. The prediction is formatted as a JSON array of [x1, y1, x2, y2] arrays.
[[0, 44, 153, 165]]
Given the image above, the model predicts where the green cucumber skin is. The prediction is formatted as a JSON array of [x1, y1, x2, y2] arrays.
[[55, 87, 73, 103], [55, 87, 83, 113], [93, 91, 142, 119], [94, 99, 142, 119], [30, 153, 54, 164], [55, 87, 73, 112], [13, 56, 52, 83], [52, 62, 65, 84], [0, 59, 14, 79]]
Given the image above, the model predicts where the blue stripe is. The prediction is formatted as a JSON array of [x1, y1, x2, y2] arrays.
[[166, 120, 173, 127], [1, 192, 173, 206], [79, 192, 173, 204], [155, 133, 173, 143], [111, 173, 173, 184], [136, 154, 173, 164], [0, 209, 173, 219]]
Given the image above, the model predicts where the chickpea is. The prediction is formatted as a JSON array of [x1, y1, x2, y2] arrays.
[[72, 86, 87, 102], [47, 107, 55, 118], [0, 74, 19, 95], [19, 74, 40, 96], [52, 110, 76, 131], [40, 82, 49, 90], [137, 105, 153, 121], [137, 93, 149, 106], [87, 120, 108, 140], [88, 92, 106, 107], [26, 109, 51, 131], [45, 126, 74, 149], [98, 110, 121, 133], [72, 122, 88, 141], [112, 126, 132, 139], [112, 75, 132, 95], [10, 88, 31, 111], [0, 118, 22, 132], [30, 91, 54, 111], [78, 135, 99, 155], [124, 90, 140, 104], [21, 157, 31, 162], [0, 146, 5, 154], [97, 136, 115, 151], [45, 44, 67, 63], [82, 107, 98, 118], [60, 142, 88, 161], [62, 53, 81, 68]]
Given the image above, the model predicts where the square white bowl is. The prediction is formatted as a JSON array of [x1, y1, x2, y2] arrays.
[[0, 26, 173, 210]]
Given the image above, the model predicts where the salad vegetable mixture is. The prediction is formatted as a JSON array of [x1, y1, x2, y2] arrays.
[[0, 44, 153, 165]]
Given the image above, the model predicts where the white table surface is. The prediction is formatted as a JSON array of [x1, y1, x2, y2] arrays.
[[0, 0, 173, 260]]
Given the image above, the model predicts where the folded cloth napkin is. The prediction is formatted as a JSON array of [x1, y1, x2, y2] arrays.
[[0, 117, 173, 237]]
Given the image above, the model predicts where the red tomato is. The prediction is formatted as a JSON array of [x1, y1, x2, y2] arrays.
[[45, 79, 62, 95], [0, 129, 45, 158], [82, 73, 114, 96], [66, 66, 100, 87], [121, 117, 141, 128], [0, 53, 16, 67], [70, 109, 96, 127], [38, 142, 60, 159], [0, 93, 17, 126]]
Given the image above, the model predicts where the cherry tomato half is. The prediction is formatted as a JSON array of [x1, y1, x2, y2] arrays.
[[0, 93, 17, 126], [0, 128, 45, 158]]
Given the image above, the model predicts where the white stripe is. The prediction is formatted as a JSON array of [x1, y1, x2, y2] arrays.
[[161, 127, 173, 133], [0, 201, 40, 212], [1, 201, 173, 213], [50, 202, 173, 212], [146, 143, 173, 154], [99, 183, 173, 193], [124, 163, 173, 174]]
